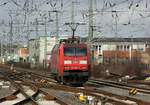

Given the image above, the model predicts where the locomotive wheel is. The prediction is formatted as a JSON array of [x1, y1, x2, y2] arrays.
[[56, 76, 61, 83], [60, 76, 64, 84]]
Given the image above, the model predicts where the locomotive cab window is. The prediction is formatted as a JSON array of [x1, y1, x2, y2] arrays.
[[64, 47, 87, 56], [76, 48, 87, 56], [64, 48, 75, 56]]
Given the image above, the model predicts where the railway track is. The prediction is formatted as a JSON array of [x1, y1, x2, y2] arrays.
[[86, 78, 150, 105], [7, 70, 138, 105], [0, 71, 38, 105], [0, 65, 149, 105], [88, 78, 150, 94], [0, 70, 85, 105]]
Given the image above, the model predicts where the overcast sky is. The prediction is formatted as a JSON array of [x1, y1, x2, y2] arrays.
[[0, 0, 150, 45]]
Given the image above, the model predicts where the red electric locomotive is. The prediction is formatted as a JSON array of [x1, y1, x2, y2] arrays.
[[50, 38, 91, 85]]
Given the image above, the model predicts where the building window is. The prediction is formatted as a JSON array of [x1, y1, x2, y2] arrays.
[[120, 45, 123, 51], [93, 45, 98, 50], [127, 45, 130, 50], [116, 45, 119, 50], [138, 48, 143, 51], [99, 45, 101, 51], [124, 45, 126, 51], [145, 44, 150, 48]]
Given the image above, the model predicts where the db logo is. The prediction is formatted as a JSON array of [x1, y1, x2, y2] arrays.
[[73, 60, 78, 64]]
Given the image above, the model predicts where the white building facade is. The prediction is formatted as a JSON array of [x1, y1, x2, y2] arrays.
[[29, 36, 57, 66], [91, 38, 150, 63], [92, 38, 150, 54]]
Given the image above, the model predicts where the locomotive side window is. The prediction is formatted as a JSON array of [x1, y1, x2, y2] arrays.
[[64, 47, 87, 56]]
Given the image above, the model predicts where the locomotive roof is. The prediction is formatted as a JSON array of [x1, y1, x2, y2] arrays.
[[62, 43, 87, 47]]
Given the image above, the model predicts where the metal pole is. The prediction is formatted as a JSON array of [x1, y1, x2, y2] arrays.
[[44, 17, 47, 69], [72, 29, 75, 39], [71, 0, 75, 23], [0, 39, 2, 57], [88, 0, 93, 43], [88, 0, 94, 70], [2, 33, 4, 57], [61, 0, 63, 9], [129, 35, 133, 61], [114, 12, 118, 37], [6, 33, 9, 59], [48, 10, 60, 43], [9, 15, 13, 57], [56, 11, 59, 40], [35, 18, 39, 65], [27, 22, 30, 50], [35, 18, 39, 39]]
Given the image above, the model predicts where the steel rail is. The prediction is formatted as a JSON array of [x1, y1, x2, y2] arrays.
[[9, 69, 135, 105], [0, 71, 39, 105], [6, 68, 140, 105], [0, 67, 143, 104], [36, 82, 137, 105], [10, 71, 85, 105], [0, 69, 84, 105], [39, 89, 69, 105], [0, 81, 19, 103], [88, 78, 150, 94], [86, 78, 150, 105]]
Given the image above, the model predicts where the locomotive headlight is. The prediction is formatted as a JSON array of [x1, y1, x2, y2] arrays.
[[80, 60, 87, 64], [64, 60, 72, 64]]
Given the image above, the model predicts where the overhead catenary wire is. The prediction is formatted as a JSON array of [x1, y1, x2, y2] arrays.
[[0, 0, 150, 44], [0, 0, 11, 7], [11, 0, 22, 7]]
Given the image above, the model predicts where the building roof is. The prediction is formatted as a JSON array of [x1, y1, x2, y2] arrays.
[[92, 37, 150, 43]]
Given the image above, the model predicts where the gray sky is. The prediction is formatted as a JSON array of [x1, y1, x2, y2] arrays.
[[0, 0, 150, 45]]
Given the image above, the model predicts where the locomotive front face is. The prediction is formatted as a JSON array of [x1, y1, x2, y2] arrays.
[[63, 46, 88, 71], [50, 43, 90, 85], [60, 44, 90, 84]]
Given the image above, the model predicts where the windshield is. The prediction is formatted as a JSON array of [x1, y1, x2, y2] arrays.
[[64, 47, 87, 56]]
